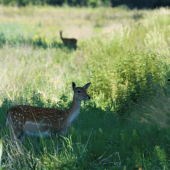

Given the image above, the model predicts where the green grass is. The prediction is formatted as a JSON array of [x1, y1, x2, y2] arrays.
[[0, 5, 170, 169]]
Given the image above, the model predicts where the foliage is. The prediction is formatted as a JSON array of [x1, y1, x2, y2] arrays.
[[0, 23, 66, 49], [0, 0, 110, 7], [0, 6, 170, 169], [0, 23, 32, 46], [1, 0, 170, 8]]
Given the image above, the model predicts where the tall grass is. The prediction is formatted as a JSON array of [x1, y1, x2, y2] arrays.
[[0, 6, 170, 169]]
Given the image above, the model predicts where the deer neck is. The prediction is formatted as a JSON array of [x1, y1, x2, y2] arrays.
[[60, 32, 63, 40], [67, 95, 81, 125]]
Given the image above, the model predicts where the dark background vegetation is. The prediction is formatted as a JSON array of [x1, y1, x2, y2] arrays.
[[1, 0, 170, 8]]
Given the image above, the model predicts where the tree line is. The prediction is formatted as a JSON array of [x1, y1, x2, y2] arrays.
[[0, 0, 170, 8]]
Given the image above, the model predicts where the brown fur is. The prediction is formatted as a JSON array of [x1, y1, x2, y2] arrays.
[[60, 31, 77, 49], [6, 82, 91, 142]]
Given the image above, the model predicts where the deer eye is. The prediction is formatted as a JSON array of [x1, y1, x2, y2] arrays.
[[78, 91, 81, 93]]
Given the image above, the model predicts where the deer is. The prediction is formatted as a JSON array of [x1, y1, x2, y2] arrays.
[[6, 82, 91, 143], [60, 31, 77, 49]]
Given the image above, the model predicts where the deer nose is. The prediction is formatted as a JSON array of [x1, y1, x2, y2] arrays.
[[87, 96, 91, 100]]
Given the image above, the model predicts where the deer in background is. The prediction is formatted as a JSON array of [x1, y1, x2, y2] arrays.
[[60, 31, 77, 49], [6, 82, 91, 142]]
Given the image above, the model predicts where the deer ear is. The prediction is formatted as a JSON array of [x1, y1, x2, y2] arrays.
[[83, 82, 91, 90], [72, 82, 76, 91]]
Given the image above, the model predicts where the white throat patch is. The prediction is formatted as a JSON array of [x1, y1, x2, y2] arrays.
[[69, 108, 80, 124], [69, 101, 81, 124]]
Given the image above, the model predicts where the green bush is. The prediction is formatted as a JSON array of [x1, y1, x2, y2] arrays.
[[1, 0, 170, 8], [0, 23, 33, 46], [0, 23, 65, 49]]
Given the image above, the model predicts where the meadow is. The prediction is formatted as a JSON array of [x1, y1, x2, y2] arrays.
[[0, 5, 170, 169]]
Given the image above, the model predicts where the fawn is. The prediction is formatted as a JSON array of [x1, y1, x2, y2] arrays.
[[6, 82, 91, 142]]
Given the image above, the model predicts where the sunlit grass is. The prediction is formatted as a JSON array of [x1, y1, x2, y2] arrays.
[[0, 5, 170, 169], [0, 5, 147, 40]]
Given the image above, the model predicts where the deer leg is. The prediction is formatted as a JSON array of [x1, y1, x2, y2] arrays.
[[10, 126, 25, 142], [17, 130, 25, 143], [59, 128, 69, 137], [74, 45, 77, 50]]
